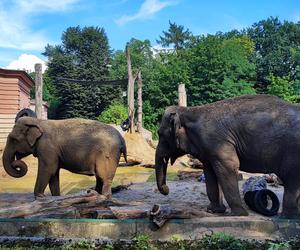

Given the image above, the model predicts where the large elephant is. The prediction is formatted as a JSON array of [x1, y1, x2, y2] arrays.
[[155, 94, 300, 218], [2, 117, 127, 198]]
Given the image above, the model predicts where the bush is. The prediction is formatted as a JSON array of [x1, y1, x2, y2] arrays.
[[98, 102, 128, 125]]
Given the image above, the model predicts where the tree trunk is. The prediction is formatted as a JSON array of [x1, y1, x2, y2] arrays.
[[137, 70, 143, 133], [178, 83, 187, 107], [35, 63, 43, 119], [126, 46, 135, 133]]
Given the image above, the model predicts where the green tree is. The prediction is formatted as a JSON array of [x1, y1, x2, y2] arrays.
[[248, 17, 300, 91], [98, 102, 128, 125], [157, 21, 193, 50], [267, 74, 300, 103], [187, 34, 256, 106], [43, 26, 122, 119]]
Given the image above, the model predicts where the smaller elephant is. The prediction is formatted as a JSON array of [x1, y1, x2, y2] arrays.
[[2, 117, 127, 198]]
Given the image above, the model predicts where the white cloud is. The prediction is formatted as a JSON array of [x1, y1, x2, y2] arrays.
[[15, 0, 80, 13], [6, 54, 47, 73], [0, 0, 79, 51], [115, 0, 177, 25], [0, 8, 48, 50]]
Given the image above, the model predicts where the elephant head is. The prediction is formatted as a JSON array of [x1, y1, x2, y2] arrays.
[[2, 117, 43, 178], [155, 106, 189, 195]]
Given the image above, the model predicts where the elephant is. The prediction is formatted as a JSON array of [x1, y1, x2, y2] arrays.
[[155, 94, 300, 218], [2, 117, 127, 198]]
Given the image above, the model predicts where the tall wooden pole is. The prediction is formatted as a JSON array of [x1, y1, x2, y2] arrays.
[[126, 46, 135, 133], [137, 70, 143, 133], [34, 63, 43, 119], [178, 83, 187, 107]]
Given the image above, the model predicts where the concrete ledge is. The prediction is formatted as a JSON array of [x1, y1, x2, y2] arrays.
[[0, 217, 300, 240]]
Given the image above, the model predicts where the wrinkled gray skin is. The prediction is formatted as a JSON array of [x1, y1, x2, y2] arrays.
[[156, 95, 300, 218], [2, 117, 127, 198]]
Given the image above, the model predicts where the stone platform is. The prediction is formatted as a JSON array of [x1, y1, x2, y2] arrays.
[[0, 217, 299, 241]]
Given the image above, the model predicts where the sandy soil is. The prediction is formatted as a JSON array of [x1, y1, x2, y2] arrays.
[[113, 175, 284, 216]]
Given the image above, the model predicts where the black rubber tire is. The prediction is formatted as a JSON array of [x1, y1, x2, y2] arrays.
[[244, 191, 257, 212], [15, 108, 37, 123], [254, 189, 280, 216]]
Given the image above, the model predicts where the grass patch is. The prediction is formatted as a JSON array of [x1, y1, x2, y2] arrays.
[[0, 233, 296, 249]]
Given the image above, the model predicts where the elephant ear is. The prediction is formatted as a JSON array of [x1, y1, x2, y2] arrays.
[[170, 112, 181, 148], [26, 124, 43, 147]]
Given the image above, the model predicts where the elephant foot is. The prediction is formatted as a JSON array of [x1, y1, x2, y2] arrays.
[[207, 203, 226, 214], [104, 194, 112, 200], [35, 193, 46, 200], [230, 207, 249, 216]]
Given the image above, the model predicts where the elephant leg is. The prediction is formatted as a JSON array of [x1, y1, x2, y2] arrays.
[[95, 154, 118, 199], [203, 163, 226, 213], [34, 157, 58, 197], [49, 170, 60, 196], [282, 181, 300, 218], [211, 145, 248, 216], [95, 176, 103, 194]]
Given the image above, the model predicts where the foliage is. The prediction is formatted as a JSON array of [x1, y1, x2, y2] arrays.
[[199, 232, 252, 250], [43, 26, 123, 119], [187, 34, 256, 106], [267, 74, 300, 103], [156, 21, 193, 50], [267, 74, 293, 100], [61, 240, 95, 250], [0, 234, 296, 249], [132, 235, 158, 250], [267, 242, 291, 250], [248, 17, 300, 91], [98, 102, 128, 125], [170, 235, 186, 250]]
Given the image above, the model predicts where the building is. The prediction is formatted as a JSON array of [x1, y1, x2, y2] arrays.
[[0, 68, 47, 144]]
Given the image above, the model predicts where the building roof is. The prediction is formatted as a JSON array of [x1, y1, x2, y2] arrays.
[[0, 68, 34, 87]]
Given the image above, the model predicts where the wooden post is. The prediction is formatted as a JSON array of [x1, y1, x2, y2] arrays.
[[137, 70, 142, 133], [178, 83, 187, 107], [126, 46, 135, 133], [34, 63, 43, 119]]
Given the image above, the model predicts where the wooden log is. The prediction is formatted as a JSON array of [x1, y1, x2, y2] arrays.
[[110, 205, 150, 219], [150, 204, 211, 228], [0, 189, 103, 218], [178, 83, 187, 107], [177, 170, 203, 180], [25, 207, 78, 219], [141, 164, 155, 169], [137, 70, 143, 133], [126, 46, 135, 133], [35, 63, 43, 119], [92, 209, 116, 219]]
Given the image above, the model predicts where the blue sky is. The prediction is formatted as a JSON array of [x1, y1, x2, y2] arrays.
[[0, 0, 299, 71]]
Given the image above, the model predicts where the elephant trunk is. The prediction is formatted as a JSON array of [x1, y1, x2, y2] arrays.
[[155, 144, 170, 195], [2, 143, 28, 178]]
